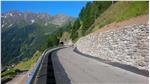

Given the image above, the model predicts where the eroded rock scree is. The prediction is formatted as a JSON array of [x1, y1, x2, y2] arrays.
[[76, 24, 149, 71]]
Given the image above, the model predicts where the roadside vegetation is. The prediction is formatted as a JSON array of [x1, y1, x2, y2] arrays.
[[15, 50, 42, 70], [1, 67, 20, 83], [89, 1, 149, 32], [69, 1, 148, 42], [70, 1, 112, 41], [1, 51, 41, 83]]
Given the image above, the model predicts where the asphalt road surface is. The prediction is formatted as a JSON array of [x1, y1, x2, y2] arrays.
[[52, 47, 148, 84]]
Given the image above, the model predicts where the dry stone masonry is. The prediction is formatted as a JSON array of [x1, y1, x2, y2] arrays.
[[75, 24, 149, 71]]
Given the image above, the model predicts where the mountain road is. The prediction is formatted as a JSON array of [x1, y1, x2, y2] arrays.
[[51, 47, 148, 84]]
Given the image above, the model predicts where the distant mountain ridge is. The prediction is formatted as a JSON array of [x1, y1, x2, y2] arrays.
[[1, 10, 75, 66], [1, 10, 74, 30]]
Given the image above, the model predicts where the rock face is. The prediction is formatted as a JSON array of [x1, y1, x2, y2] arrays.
[[76, 24, 149, 71]]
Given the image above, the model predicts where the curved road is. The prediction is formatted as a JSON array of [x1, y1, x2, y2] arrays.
[[52, 47, 148, 84]]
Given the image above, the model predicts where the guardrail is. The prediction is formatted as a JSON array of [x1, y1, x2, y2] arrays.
[[26, 49, 48, 84], [25, 47, 64, 84]]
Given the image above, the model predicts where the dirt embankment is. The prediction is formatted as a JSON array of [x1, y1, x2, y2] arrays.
[[95, 15, 148, 33]]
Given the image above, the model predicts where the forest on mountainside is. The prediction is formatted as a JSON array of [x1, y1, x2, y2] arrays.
[[68, 1, 148, 41]]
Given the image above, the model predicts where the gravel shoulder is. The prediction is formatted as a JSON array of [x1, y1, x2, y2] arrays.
[[6, 71, 28, 84]]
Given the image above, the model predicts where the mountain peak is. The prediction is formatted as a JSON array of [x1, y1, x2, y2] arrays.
[[52, 13, 73, 26], [55, 13, 68, 17], [2, 11, 75, 29]]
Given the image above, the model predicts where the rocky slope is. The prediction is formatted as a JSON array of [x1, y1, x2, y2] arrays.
[[75, 24, 149, 71]]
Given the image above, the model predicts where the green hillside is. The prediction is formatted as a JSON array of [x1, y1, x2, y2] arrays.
[[68, 1, 148, 42], [88, 1, 149, 33], [2, 16, 73, 67], [1, 20, 72, 83]]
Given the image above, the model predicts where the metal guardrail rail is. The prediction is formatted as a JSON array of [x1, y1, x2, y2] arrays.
[[26, 49, 48, 84], [25, 47, 64, 84]]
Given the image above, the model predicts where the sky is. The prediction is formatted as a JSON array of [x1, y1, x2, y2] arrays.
[[1, 1, 88, 17]]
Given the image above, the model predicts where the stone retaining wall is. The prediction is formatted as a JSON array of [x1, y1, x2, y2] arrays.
[[75, 24, 149, 70]]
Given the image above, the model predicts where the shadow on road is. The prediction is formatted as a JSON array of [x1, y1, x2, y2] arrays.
[[52, 49, 71, 84], [74, 47, 149, 77]]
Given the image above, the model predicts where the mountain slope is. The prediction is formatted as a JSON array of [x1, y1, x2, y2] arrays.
[[68, 1, 148, 42], [1, 11, 74, 66], [87, 1, 148, 33], [74, 1, 149, 71]]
